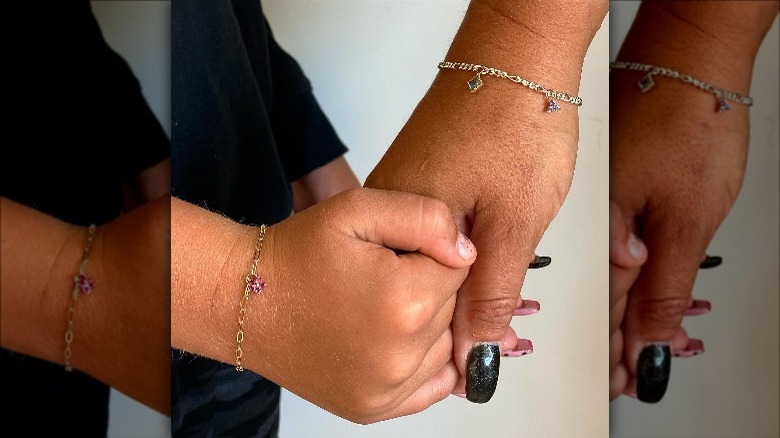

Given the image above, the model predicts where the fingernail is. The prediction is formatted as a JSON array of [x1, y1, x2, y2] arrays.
[[453, 393, 467, 399], [513, 299, 540, 316], [674, 339, 704, 358], [465, 343, 500, 404], [528, 255, 551, 269], [625, 391, 637, 399], [457, 232, 476, 260], [684, 299, 711, 316], [502, 339, 533, 357], [699, 255, 723, 269], [637, 343, 671, 403], [627, 232, 646, 261]]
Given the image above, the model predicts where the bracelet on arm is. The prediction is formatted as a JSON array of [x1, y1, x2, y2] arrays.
[[235, 224, 268, 372], [610, 61, 753, 113], [64, 223, 97, 372], [438, 61, 583, 113]]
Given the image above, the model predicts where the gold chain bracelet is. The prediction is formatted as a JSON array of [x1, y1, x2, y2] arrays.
[[235, 224, 267, 372], [438, 61, 583, 112], [64, 223, 96, 372]]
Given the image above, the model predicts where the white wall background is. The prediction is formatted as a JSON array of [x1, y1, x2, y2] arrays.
[[609, 3, 780, 437], [263, 2, 610, 437], [90, 2, 171, 437]]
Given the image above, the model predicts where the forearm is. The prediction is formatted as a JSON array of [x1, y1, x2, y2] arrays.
[[1, 197, 82, 363], [171, 197, 251, 366], [0, 197, 170, 414]]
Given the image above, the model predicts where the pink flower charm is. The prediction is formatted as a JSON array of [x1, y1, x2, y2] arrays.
[[247, 275, 266, 294], [75, 274, 95, 294]]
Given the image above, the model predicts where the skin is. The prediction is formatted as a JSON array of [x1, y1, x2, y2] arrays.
[[0, 161, 172, 414], [171, 190, 488, 424], [365, 0, 608, 392], [291, 156, 360, 212], [609, 1, 780, 398], [172, 0, 606, 421]]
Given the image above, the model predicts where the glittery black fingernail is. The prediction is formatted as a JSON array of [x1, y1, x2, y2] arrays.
[[528, 255, 551, 269], [637, 343, 671, 403], [465, 343, 500, 404], [699, 255, 722, 269]]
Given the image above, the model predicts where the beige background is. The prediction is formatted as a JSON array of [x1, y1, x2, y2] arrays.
[[90, 2, 171, 437], [263, 1, 610, 436], [609, 2, 780, 437]]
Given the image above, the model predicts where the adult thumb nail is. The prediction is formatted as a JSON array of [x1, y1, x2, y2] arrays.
[[465, 343, 500, 403], [637, 343, 671, 403]]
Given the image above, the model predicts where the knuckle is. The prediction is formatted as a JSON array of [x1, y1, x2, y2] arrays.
[[345, 392, 395, 424], [637, 296, 689, 337], [420, 197, 451, 232], [394, 299, 433, 336], [466, 297, 517, 338]]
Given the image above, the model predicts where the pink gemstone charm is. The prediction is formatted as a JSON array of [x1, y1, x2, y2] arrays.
[[247, 274, 266, 294], [75, 274, 95, 294]]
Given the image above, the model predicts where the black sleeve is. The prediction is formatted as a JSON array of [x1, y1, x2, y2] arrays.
[[87, 27, 172, 183], [264, 19, 349, 183]]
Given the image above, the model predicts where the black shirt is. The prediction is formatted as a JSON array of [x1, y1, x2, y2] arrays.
[[171, 0, 347, 436], [1, 2, 171, 436]]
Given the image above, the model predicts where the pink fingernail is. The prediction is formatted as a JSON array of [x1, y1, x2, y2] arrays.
[[673, 338, 705, 358], [503, 339, 533, 357], [684, 299, 711, 316], [513, 299, 540, 316], [457, 232, 476, 260], [625, 391, 638, 399], [453, 393, 467, 399]]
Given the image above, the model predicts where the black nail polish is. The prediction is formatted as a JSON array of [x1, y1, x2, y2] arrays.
[[528, 255, 551, 269], [699, 255, 722, 269], [465, 343, 500, 404], [637, 343, 671, 403]]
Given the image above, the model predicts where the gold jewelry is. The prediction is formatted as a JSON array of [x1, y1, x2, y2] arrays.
[[64, 224, 97, 372], [235, 224, 267, 372], [438, 61, 583, 112], [610, 61, 753, 112]]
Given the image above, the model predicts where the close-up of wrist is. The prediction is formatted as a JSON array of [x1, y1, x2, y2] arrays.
[[616, 2, 773, 92], [445, 0, 604, 97]]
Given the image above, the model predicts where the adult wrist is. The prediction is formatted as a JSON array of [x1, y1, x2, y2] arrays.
[[616, 2, 773, 92]]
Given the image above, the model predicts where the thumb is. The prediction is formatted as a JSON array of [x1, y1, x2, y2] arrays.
[[340, 188, 477, 269], [609, 201, 647, 268], [451, 215, 532, 404], [609, 202, 647, 335], [622, 215, 710, 403]]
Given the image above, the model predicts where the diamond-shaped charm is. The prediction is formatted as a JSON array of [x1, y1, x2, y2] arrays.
[[717, 99, 731, 112], [467, 73, 483, 92], [546, 99, 561, 113], [638, 74, 655, 92]]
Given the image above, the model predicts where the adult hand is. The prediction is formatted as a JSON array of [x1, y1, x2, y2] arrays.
[[610, 0, 778, 403], [364, 0, 605, 403], [610, 70, 747, 403]]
